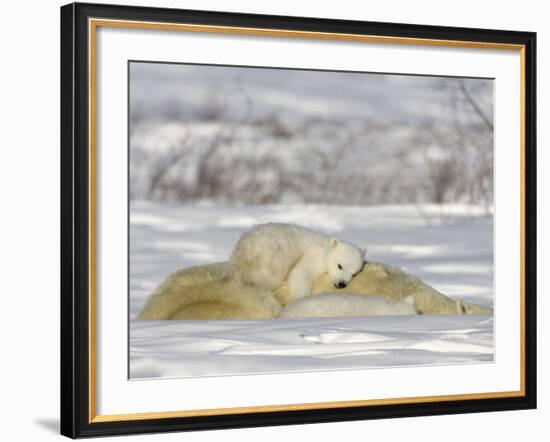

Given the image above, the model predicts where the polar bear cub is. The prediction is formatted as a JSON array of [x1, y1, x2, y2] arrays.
[[280, 293, 418, 318], [224, 223, 365, 300]]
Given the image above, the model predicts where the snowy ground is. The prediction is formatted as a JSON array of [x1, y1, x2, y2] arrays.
[[129, 202, 494, 379]]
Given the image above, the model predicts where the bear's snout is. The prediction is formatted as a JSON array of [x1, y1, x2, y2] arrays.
[[335, 281, 347, 289]]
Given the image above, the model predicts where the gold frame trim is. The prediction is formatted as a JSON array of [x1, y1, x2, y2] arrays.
[[88, 18, 527, 424]]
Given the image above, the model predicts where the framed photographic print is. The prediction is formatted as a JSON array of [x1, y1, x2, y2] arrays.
[[60, 2, 537, 438]]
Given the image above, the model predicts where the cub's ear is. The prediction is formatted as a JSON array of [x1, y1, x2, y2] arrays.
[[330, 238, 339, 248]]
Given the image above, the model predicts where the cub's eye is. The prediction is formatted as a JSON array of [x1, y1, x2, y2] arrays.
[[337, 264, 342, 270]]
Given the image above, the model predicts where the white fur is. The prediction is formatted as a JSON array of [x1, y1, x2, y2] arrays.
[[138, 261, 493, 320], [280, 293, 418, 318], [224, 223, 365, 300]]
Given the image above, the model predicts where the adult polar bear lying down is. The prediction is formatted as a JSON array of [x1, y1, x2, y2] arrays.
[[137, 260, 493, 320]]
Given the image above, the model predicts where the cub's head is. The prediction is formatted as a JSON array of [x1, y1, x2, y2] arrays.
[[325, 239, 366, 289]]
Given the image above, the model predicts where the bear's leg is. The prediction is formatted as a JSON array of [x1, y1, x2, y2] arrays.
[[287, 260, 315, 300]]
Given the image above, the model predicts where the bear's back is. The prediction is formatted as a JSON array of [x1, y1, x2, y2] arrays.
[[245, 223, 328, 248]]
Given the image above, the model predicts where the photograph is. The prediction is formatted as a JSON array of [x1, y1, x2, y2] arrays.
[[59, 3, 536, 437], [129, 62, 495, 379]]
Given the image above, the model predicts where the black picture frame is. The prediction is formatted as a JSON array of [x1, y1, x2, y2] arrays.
[[60, 2, 537, 438]]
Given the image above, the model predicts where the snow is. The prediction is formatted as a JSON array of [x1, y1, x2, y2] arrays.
[[129, 202, 494, 379], [131, 315, 493, 379], [130, 63, 493, 126]]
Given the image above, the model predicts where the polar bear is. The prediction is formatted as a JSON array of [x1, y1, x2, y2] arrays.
[[137, 261, 493, 320], [223, 223, 365, 300], [280, 293, 418, 318]]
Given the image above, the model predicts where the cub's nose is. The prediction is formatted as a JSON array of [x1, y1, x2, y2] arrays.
[[336, 281, 347, 289]]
